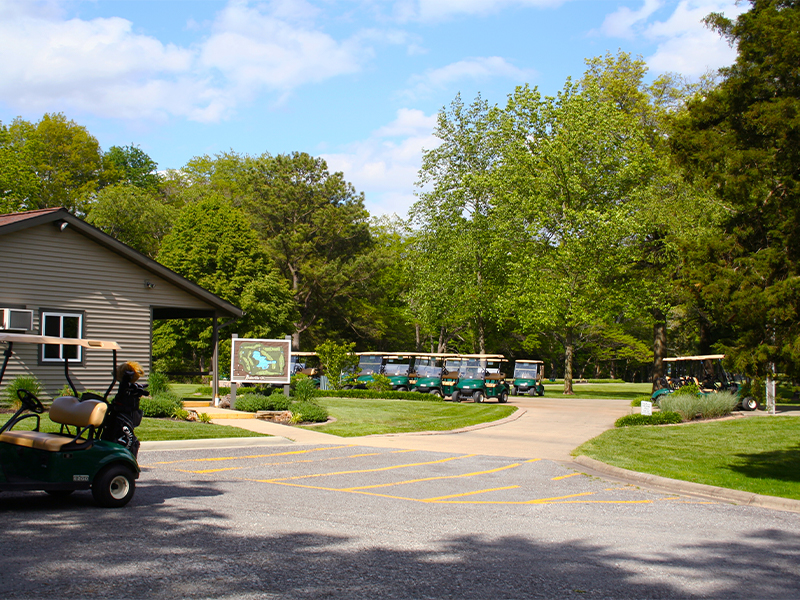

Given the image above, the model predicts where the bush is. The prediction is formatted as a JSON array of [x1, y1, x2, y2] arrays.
[[291, 375, 318, 403], [140, 391, 183, 418], [366, 373, 393, 392], [234, 392, 291, 412], [193, 385, 232, 396], [615, 412, 683, 427], [630, 395, 652, 407], [148, 372, 171, 395], [673, 382, 701, 397], [290, 401, 328, 423], [659, 391, 740, 421], [5, 375, 42, 409]]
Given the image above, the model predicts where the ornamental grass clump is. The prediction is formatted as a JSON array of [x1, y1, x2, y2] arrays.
[[659, 391, 740, 421]]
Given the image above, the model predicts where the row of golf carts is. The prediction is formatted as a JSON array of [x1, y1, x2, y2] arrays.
[[291, 352, 546, 403]]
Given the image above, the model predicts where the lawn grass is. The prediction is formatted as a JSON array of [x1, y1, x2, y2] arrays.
[[541, 382, 651, 400], [305, 397, 517, 437], [0, 413, 268, 442], [574, 415, 800, 500]]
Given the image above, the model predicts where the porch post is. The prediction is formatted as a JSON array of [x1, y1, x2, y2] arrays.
[[212, 314, 219, 405]]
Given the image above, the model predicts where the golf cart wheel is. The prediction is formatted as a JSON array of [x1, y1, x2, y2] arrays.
[[472, 391, 484, 404], [396, 386, 408, 393], [498, 390, 509, 404], [527, 389, 536, 397], [92, 464, 136, 508], [429, 390, 443, 398], [741, 396, 758, 411], [451, 390, 460, 403]]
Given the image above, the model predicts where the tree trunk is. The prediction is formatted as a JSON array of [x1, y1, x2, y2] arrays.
[[563, 330, 575, 395], [292, 331, 301, 351], [415, 324, 422, 352], [652, 307, 667, 392], [437, 326, 447, 353]]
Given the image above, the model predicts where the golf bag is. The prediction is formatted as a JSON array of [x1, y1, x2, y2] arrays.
[[100, 366, 147, 457]]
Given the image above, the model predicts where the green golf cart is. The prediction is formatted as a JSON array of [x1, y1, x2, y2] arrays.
[[511, 359, 545, 396], [0, 333, 141, 507], [409, 353, 458, 397], [353, 352, 387, 388], [451, 354, 511, 404], [382, 354, 415, 392], [651, 354, 758, 411]]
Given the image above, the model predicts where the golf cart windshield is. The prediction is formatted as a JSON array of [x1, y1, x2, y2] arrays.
[[384, 360, 410, 376], [444, 358, 462, 373], [358, 355, 383, 375], [514, 364, 540, 379], [413, 357, 439, 377]]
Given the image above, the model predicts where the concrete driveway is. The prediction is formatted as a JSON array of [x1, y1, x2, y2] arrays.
[[203, 396, 633, 461]]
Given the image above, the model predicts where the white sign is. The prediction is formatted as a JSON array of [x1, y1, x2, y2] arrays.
[[640, 401, 653, 416]]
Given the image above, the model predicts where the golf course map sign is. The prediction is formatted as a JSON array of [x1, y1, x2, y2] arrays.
[[231, 338, 291, 384]]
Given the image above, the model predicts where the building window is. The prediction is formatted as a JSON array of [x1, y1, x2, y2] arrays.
[[40, 311, 83, 363]]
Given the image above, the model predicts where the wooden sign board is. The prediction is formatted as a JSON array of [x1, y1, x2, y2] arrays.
[[230, 338, 292, 384]]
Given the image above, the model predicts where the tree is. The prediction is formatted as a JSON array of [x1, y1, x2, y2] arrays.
[[10, 113, 103, 214], [314, 340, 358, 390], [240, 152, 377, 350], [153, 196, 297, 373], [85, 183, 176, 257], [670, 0, 800, 379], [102, 145, 160, 191], [0, 119, 41, 213], [498, 81, 657, 394], [410, 94, 510, 353]]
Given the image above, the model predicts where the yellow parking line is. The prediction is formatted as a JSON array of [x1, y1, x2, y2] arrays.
[[425, 486, 520, 501], [146, 445, 354, 465], [551, 472, 582, 481], [178, 451, 387, 474], [264, 454, 475, 483], [341, 462, 525, 491]]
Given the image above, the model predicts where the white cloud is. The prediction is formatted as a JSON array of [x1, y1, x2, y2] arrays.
[[0, 0, 395, 123], [600, 0, 662, 38], [321, 108, 439, 217], [404, 56, 535, 99], [600, 1, 747, 77], [414, 0, 567, 22]]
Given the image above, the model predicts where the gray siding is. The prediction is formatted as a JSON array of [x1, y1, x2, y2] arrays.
[[1, 224, 213, 398]]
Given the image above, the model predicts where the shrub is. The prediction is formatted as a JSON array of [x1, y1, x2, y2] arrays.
[[148, 372, 171, 395], [234, 392, 291, 412], [673, 382, 701, 397], [193, 385, 232, 396], [140, 390, 183, 418], [198, 412, 212, 424], [292, 375, 318, 403], [659, 392, 740, 420], [5, 375, 42, 409], [367, 373, 393, 392], [615, 412, 683, 427], [315, 340, 358, 390], [290, 401, 328, 423], [630, 395, 652, 408]]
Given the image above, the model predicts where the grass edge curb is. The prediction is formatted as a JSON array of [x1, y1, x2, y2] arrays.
[[573, 455, 800, 514]]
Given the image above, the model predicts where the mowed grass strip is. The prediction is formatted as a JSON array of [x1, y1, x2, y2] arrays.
[[306, 397, 517, 437], [0, 414, 268, 442], [574, 416, 800, 500]]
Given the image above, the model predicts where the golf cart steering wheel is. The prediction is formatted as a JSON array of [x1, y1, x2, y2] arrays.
[[17, 389, 45, 414]]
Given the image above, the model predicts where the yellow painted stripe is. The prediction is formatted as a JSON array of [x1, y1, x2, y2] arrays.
[[340, 462, 523, 491], [177, 452, 388, 474], [267, 454, 475, 482], [146, 445, 353, 465], [551, 472, 582, 481], [425, 486, 520, 501]]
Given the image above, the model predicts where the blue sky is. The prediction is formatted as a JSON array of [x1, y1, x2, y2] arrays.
[[0, 0, 745, 217]]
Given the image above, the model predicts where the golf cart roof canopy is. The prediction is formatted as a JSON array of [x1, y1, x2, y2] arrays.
[[664, 354, 725, 362], [515, 359, 544, 365], [0, 333, 121, 350], [292, 351, 317, 357], [413, 353, 459, 358], [460, 354, 506, 361]]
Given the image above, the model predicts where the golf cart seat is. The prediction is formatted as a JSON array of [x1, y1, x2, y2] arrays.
[[0, 397, 107, 452]]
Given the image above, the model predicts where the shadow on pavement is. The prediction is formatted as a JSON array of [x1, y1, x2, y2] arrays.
[[1, 482, 799, 599]]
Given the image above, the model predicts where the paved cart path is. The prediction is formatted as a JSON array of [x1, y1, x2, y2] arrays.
[[204, 396, 632, 461]]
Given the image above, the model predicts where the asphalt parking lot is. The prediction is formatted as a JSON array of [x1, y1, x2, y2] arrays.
[[2, 443, 800, 599]]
